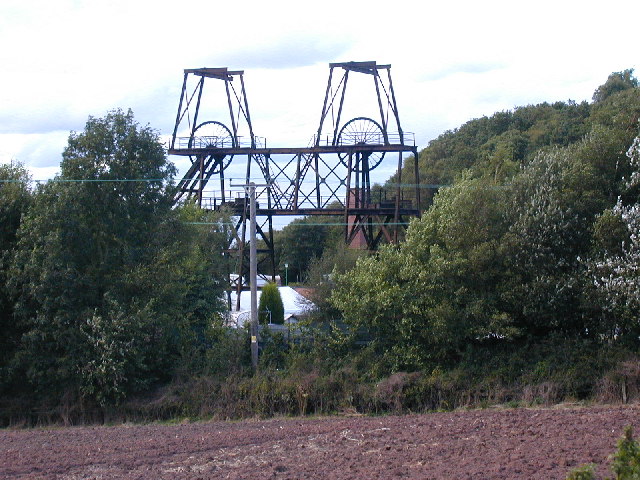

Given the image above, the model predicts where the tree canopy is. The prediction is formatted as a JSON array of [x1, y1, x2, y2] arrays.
[[3, 69, 640, 422], [0, 162, 32, 373], [329, 69, 640, 372], [2, 110, 229, 406], [593, 69, 638, 103]]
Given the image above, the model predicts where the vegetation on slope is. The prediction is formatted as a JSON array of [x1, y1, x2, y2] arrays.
[[1, 70, 639, 425]]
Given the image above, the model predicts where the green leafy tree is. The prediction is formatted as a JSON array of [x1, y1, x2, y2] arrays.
[[0, 162, 31, 248], [593, 69, 638, 103], [274, 215, 341, 283], [6, 109, 228, 405], [259, 282, 284, 324], [0, 162, 32, 380], [502, 114, 639, 338], [389, 69, 638, 213], [331, 175, 512, 371], [79, 204, 230, 401], [589, 133, 640, 342], [387, 99, 592, 211], [305, 242, 365, 321], [330, 70, 640, 373], [501, 146, 601, 336]]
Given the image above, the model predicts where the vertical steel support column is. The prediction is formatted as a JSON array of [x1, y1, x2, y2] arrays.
[[314, 153, 321, 208], [235, 213, 247, 311], [235, 152, 253, 311], [394, 151, 402, 243], [239, 74, 256, 146], [263, 159, 276, 281], [293, 153, 301, 209], [315, 66, 334, 145], [171, 72, 189, 149], [387, 69, 404, 143], [413, 147, 421, 212], [332, 70, 349, 143], [267, 212, 276, 282], [191, 77, 205, 138], [365, 155, 373, 247], [373, 69, 389, 143], [224, 78, 238, 142], [198, 154, 205, 207], [344, 152, 353, 244], [220, 166, 226, 204]]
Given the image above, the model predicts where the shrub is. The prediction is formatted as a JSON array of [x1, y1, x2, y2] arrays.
[[597, 359, 640, 404], [566, 464, 596, 480], [611, 426, 640, 479], [259, 282, 284, 324], [566, 426, 640, 480]]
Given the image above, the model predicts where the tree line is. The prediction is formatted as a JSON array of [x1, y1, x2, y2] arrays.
[[0, 110, 233, 414], [1, 70, 639, 423], [277, 69, 640, 403]]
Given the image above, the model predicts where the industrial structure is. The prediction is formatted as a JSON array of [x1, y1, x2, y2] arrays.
[[168, 61, 420, 298]]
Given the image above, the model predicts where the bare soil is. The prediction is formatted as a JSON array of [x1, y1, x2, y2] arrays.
[[2, 404, 639, 479]]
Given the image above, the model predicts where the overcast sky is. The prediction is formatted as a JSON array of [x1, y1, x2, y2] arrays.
[[1, 0, 639, 184]]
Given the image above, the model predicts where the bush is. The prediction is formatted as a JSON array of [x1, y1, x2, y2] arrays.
[[259, 282, 284, 324], [611, 426, 640, 479], [566, 464, 596, 480], [597, 359, 640, 404], [566, 426, 640, 480]]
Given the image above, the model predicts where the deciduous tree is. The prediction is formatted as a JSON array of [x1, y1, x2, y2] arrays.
[[331, 175, 512, 371], [6, 110, 228, 405], [0, 162, 32, 381]]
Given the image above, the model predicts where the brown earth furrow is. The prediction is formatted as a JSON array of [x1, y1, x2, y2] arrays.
[[1, 405, 638, 479]]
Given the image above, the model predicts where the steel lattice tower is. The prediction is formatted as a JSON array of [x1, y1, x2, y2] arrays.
[[168, 62, 421, 301]]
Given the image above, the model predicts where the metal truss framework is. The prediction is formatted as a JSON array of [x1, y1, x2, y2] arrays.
[[168, 62, 421, 297]]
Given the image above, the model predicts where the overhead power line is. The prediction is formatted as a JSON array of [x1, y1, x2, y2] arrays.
[[0, 178, 449, 189], [186, 221, 419, 227]]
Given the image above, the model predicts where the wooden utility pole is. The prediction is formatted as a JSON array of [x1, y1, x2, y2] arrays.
[[248, 182, 258, 370], [233, 181, 269, 370]]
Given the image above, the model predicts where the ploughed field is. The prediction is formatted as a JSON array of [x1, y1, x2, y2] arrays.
[[2, 405, 639, 479]]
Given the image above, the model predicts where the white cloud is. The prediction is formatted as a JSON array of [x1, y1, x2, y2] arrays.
[[0, 132, 67, 172], [209, 32, 354, 70], [0, 0, 638, 181]]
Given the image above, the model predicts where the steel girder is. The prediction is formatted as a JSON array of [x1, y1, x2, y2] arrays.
[[168, 62, 421, 297]]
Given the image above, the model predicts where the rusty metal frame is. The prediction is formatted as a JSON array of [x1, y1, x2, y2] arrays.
[[169, 62, 421, 294]]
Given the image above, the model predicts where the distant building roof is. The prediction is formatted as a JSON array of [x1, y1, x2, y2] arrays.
[[292, 287, 316, 303]]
